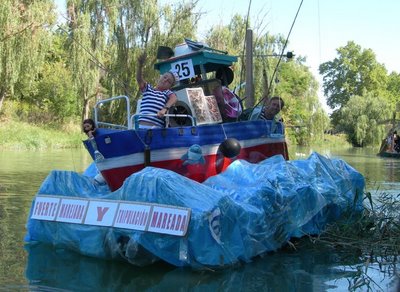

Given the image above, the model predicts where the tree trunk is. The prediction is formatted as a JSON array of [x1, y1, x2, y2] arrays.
[[0, 91, 6, 113], [82, 94, 90, 121]]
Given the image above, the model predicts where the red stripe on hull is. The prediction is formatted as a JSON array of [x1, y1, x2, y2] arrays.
[[101, 142, 288, 191]]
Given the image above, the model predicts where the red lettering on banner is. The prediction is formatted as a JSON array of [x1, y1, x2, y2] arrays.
[[68, 204, 74, 218], [180, 216, 187, 232], [64, 204, 69, 218], [36, 202, 42, 216], [129, 211, 135, 224], [166, 213, 172, 229], [156, 212, 163, 228], [170, 214, 176, 230], [150, 212, 158, 227], [78, 205, 84, 219], [73, 205, 79, 219], [136, 211, 141, 224], [161, 213, 168, 229], [175, 215, 182, 231], [135, 211, 140, 225], [79, 205, 84, 219], [65, 204, 70, 218], [97, 206, 109, 221], [52, 203, 58, 216], [129, 210, 133, 224]]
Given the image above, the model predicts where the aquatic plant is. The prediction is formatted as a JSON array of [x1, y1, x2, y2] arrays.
[[309, 192, 400, 291]]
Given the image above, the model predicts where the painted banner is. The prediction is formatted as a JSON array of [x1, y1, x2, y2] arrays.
[[31, 195, 191, 236]]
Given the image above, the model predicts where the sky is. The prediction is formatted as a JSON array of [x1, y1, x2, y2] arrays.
[[55, 0, 400, 112]]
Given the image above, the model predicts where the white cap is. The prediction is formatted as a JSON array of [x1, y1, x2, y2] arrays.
[[169, 70, 180, 84]]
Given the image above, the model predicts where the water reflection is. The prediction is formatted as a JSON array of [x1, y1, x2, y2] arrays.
[[1, 147, 400, 290], [25, 241, 396, 291]]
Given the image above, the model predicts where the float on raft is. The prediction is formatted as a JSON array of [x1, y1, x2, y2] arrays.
[[25, 152, 365, 269]]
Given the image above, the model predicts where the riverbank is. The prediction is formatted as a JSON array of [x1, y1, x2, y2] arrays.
[[0, 120, 350, 150], [0, 120, 83, 150]]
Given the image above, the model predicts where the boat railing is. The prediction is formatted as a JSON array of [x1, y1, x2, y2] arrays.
[[130, 113, 196, 130], [94, 95, 132, 130]]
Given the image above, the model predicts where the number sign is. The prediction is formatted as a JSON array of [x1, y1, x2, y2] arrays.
[[170, 59, 195, 80]]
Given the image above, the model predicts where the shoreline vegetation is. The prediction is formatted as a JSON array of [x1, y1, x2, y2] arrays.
[[0, 120, 351, 151], [0, 120, 84, 150]]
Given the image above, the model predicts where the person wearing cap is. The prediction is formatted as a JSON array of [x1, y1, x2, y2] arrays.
[[136, 53, 178, 129]]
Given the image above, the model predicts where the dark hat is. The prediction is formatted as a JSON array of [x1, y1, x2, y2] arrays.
[[216, 67, 234, 86]]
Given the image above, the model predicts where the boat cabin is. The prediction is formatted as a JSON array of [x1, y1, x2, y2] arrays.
[[135, 39, 242, 127]]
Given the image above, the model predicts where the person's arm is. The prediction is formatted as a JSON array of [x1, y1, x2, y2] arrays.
[[157, 93, 178, 117], [136, 53, 146, 91]]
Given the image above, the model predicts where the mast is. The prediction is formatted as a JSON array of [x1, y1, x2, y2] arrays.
[[245, 28, 254, 108]]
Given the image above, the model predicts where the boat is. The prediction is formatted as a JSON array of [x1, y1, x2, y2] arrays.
[[377, 149, 400, 158], [378, 128, 400, 158], [25, 38, 365, 269], [81, 39, 289, 191]]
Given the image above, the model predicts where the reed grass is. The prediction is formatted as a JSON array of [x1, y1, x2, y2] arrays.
[[0, 120, 84, 150], [305, 192, 400, 291]]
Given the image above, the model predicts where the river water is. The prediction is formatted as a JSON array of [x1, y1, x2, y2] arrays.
[[0, 146, 399, 291]]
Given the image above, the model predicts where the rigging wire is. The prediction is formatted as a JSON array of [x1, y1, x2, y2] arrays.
[[265, 0, 304, 101], [238, 0, 253, 98], [245, 0, 304, 121]]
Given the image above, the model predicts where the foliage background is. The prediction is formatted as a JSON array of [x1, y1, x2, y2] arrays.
[[0, 0, 399, 149]]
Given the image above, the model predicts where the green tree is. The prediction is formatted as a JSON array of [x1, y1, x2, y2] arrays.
[[0, 0, 56, 112], [66, 0, 105, 121], [386, 72, 400, 108], [319, 41, 388, 111], [339, 93, 390, 146]]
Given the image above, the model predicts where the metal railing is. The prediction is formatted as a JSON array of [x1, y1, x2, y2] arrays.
[[94, 95, 132, 129], [130, 113, 196, 130]]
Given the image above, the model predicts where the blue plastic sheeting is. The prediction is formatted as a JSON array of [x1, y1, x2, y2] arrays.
[[25, 152, 365, 269]]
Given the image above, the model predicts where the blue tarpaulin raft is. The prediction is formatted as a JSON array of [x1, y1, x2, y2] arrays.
[[25, 152, 365, 269]]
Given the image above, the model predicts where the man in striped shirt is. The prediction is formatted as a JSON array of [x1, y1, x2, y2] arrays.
[[259, 96, 285, 121], [136, 53, 178, 129]]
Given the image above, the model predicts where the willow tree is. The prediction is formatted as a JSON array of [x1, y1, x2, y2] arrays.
[[0, 0, 55, 112], [339, 93, 390, 146], [66, 0, 106, 120], [387, 72, 400, 108], [105, 0, 200, 99]]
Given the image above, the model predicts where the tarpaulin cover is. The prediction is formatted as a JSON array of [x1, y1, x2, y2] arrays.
[[25, 152, 365, 269]]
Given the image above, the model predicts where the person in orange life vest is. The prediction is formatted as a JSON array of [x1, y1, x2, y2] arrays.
[[136, 52, 178, 129]]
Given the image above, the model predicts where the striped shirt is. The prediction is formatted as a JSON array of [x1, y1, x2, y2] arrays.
[[139, 83, 173, 127], [259, 108, 272, 120], [259, 107, 282, 121]]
